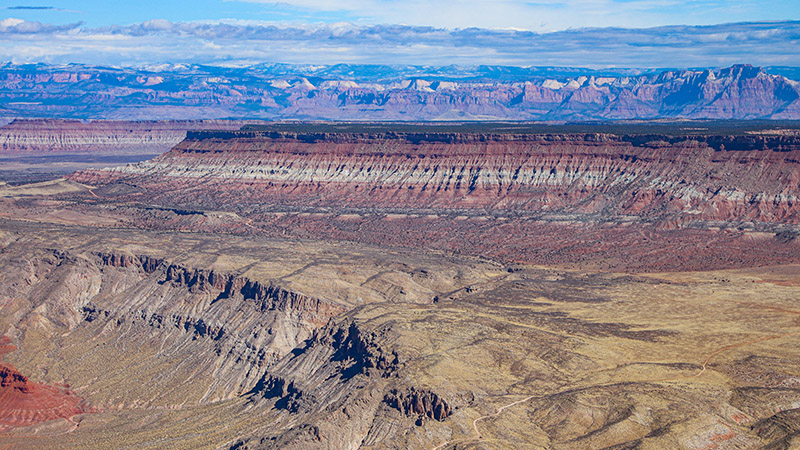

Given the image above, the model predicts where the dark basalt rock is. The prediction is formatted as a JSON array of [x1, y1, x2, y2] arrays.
[[384, 387, 451, 422], [253, 375, 307, 413]]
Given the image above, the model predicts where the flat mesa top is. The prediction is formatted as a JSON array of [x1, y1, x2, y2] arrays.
[[239, 120, 800, 137]]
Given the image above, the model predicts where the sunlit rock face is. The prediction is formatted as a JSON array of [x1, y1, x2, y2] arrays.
[[2, 119, 800, 448], [63, 127, 800, 272], [1, 64, 799, 120], [0, 119, 247, 155], [73, 130, 800, 226]]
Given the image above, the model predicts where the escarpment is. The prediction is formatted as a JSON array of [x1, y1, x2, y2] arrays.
[[2, 218, 800, 449], [239, 319, 454, 449], [0, 222, 495, 440], [6, 120, 800, 449], [97, 251, 344, 323], [60, 128, 800, 271], [72, 130, 800, 226], [0, 118, 248, 154], [0, 245, 348, 408], [93, 250, 347, 331]]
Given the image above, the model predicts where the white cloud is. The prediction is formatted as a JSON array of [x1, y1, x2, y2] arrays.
[[0, 18, 799, 68], [0, 17, 82, 33], [0, 18, 24, 27], [228, 0, 791, 31]]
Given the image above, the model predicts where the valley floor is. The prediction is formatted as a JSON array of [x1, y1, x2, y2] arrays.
[[1, 123, 800, 449], [0, 218, 798, 449]]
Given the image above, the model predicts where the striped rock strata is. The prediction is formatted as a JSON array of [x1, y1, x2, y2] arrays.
[[72, 130, 800, 227]]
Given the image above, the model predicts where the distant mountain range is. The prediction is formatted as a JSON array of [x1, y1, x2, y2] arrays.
[[1, 63, 799, 121]]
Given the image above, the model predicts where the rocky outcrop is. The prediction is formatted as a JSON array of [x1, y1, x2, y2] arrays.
[[251, 320, 400, 409], [318, 321, 401, 377], [0, 223, 495, 442], [0, 118, 249, 154], [2, 64, 799, 120], [72, 130, 800, 227], [0, 336, 91, 431], [0, 247, 348, 413], [94, 251, 345, 325], [96, 251, 163, 272], [0, 365, 31, 392], [384, 387, 451, 422], [254, 375, 306, 413], [1, 218, 799, 448], [241, 319, 446, 448], [750, 408, 800, 447]]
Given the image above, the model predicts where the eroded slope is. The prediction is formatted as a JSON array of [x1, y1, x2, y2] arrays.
[[0, 220, 798, 449], [0, 220, 499, 436], [60, 129, 800, 271]]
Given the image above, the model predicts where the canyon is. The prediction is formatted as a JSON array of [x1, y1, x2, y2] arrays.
[[0, 118, 251, 155], [0, 121, 799, 449], [0, 118, 251, 184], [1, 64, 800, 121], [63, 122, 800, 271]]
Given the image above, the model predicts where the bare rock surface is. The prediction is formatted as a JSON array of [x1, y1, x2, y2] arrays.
[[0, 118, 252, 155], [0, 336, 91, 431], [0, 220, 798, 449], [2, 64, 800, 120], [61, 126, 800, 271], [2, 122, 800, 449]]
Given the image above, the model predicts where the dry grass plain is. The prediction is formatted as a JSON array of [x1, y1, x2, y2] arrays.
[[0, 155, 798, 450], [0, 216, 797, 449]]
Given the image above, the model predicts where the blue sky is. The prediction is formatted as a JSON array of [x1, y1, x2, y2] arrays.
[[5, 0, 800, 30], [3, 0, 348, 27], [1, 0, 800, 67]]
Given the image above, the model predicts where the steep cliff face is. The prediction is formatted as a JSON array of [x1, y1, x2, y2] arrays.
[[0, 118, 248, 154], [384, 387, 451, 422], [72, 130, 800, 226], [0, 222, 495, 437], [235, 319, 454, 449], [0, 246, 347, 410], [1, 218, 800, 449], [2, 64, 799, 120]]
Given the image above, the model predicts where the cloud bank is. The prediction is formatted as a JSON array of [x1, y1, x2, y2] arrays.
[[228, 0, 800, 31], [0, 18, 798, 68]]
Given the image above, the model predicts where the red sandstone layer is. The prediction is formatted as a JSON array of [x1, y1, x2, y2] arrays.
[[71, 131, 800, 226], [0, 336, 91, 431], [0, 119, 252, 155]]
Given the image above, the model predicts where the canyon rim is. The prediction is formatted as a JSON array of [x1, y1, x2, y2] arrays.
[[2, 2, 800, 450]]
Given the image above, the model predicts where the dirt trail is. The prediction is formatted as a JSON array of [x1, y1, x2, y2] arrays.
[[470, 395, 537, 439], [693, 331, 800, 379], [431, 301, 800, 449], [431, 394, 535, 450]]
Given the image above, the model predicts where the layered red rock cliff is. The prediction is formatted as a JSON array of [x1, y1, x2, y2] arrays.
[[2, 64, 800, 120], [0, 119, 251, 155], [71, 130, 800, 226]]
